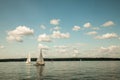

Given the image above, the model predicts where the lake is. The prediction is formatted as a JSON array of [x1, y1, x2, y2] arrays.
[[0, 61, 120, 80]]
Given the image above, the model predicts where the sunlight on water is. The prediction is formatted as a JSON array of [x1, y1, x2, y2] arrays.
[[0, 61, 120, 80]]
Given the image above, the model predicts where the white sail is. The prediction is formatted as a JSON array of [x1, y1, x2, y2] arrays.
[[36, 49, 45, 66], [26, 53, 31, 64]]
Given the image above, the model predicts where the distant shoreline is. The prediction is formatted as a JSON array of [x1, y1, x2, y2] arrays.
[[0, 58, 120, 62]]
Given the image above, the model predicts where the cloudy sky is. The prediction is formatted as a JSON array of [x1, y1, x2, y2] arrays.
[[0, 0, 120, 59]]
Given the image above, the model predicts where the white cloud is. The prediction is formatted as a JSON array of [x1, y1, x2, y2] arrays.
[[6, 26, 34, 42], [83, 45, 120, 58], [54, 45, 68, 49], [50, 26, 61, 32], [95, 33, 118, 39], [99, 45, 120, 54], [102, 21, 115, 27], [37, 33, 52, 42], [86, 31, 97, 35], [7, 36, 23, 42], [72, 26, 81, 31], [83, 22, 91, 28], [72, 53, 77, 57], [8, 26, 34, 36], [40, 25, 46, 30], [50, 19, 60, 25], [73, 49, 79, 54], [52, 31, 70, 39], [0, 45, 5, 49], [53, 26, 61, 31], [72, 49, 79, 57], [99, 47, 110, 53], [38, 44, 49, 49]]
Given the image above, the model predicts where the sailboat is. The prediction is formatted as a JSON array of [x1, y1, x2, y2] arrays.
[[26, 53, 31, 64], [35, 49, 45, 66]]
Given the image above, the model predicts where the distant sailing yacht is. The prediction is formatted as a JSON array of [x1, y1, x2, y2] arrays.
[[35, 49, 45, 66], [26, 53, 31, 64]]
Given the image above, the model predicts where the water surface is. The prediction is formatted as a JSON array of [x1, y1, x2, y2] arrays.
[[0, 61, 120, 80]]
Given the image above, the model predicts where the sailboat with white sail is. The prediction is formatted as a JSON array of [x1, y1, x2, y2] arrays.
[[26, 53, 31, 64], [35, 49, 45, 66]]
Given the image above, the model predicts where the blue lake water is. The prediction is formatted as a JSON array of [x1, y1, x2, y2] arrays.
[[0, 61, 120, 80]]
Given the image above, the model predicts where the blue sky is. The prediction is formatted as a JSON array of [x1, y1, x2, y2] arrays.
[[0, 0, 120, 58]]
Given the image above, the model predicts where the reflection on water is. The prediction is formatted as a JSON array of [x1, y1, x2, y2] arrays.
[[25, 64, 31, 79], [36, 66, 44, 80]]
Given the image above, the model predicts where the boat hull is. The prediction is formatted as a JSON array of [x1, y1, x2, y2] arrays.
[[34, 63, 45, 66], [26, 62, 31, 64]]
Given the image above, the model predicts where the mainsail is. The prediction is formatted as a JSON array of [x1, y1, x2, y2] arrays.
[[26, 53, 31, 64], [35, 49, 45, 66]]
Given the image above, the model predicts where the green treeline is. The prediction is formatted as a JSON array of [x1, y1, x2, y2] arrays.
[[0, 58, 120, 62]]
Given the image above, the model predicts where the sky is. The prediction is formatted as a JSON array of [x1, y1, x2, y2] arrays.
[[0, 0, 120, 59]]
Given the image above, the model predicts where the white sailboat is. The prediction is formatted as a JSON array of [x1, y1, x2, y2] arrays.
[[35, 49, 45, 66], [26, 53, 31, 64]]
